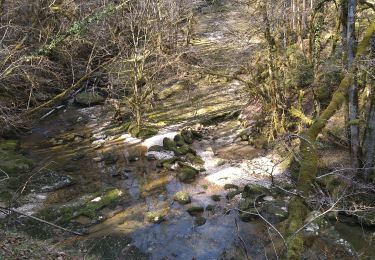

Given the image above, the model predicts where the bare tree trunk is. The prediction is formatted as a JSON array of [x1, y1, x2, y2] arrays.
[[362, 34, 375, 179], [347, 0, 360, 170]]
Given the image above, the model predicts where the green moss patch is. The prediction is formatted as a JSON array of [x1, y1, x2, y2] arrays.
[[37, 188, 126, 225]]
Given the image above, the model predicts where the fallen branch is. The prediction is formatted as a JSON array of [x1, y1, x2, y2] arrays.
[[0, 206, 83, 236]]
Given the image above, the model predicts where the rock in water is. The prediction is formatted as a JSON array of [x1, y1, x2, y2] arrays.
[[211, 195, 221, 202], [177, 163, 199, 183], [187, 204, 204, 216], [145, 211, 165, 224], [194, 216, 206, 226], [173, 191, 191, 204], [148, 145, 164, 152]]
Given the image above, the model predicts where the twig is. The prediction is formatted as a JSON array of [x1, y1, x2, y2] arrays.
[[234, 218, 250, 260], [0, 206, 83, 236], [0, 168, 9, 183]]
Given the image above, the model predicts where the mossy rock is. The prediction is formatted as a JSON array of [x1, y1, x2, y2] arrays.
[[148, 145, 164, 152], [226, 190, 241, 200], [206, 204, 215, 211], [0, 149, 34, 178], [173, 134, 186, 147], [136, 127, 158, 139], [186, 153, 204, 165], [173, 191, 191, 204], [177, 163, 199, 183], [128, 124, 158, 139], [37, 188, 126, 225], [187, 204, 204, 216], [163, 137, 178, 151], [145, 211, 165, 224], [176, 144, 195, 156], [75, 92, 105, 106], [0, 140, 20, 151], [242, 184, 267, 199], [194, 216, 206, 226], [163, 138, 194, 156], [224, 184, 239, 190], [157, 157, 179, 169], [211, 194, 221, 202], [239, 208, 258, 222], [191, 130, 203, 140], [200, 111, 240, 126], [181, 129, 194, 144]]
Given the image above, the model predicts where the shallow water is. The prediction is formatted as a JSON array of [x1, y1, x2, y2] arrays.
[[18, 104, 273, 259], [16, 104, 375, 259]]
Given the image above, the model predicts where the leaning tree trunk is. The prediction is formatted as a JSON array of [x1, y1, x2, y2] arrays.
[[347, 0, 360, 171], [285, 21, 375, 260]]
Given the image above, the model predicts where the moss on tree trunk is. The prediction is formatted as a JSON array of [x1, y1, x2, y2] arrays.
[[285, 21, 375, 259]]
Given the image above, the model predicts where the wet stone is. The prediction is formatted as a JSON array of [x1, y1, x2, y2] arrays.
[[224, 184, 239, 190], [145, 211, 165, 224], [226, 190, 241, 200], [187, 204, 204, 216], [173, 191, 191, 205], [148, 145, 164, 152], [147, 154, 157, 161], [177, 163, 199, 183], [239, 208, 259, 222], [174, 134, 186, 147], [181, 129, 194, 144], [103, 153, 118, 165], [194, 216, 206, 226], [211, 194, 221, 202]]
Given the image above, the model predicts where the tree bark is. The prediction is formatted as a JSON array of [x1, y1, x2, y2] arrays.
[[362, 34, 375, 179], [347, 0, 360, 170]]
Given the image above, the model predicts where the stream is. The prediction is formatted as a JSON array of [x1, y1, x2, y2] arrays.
[[2, 1, 375, 259], [10, 102, 374, 259], [16, 103, 275, 259]]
